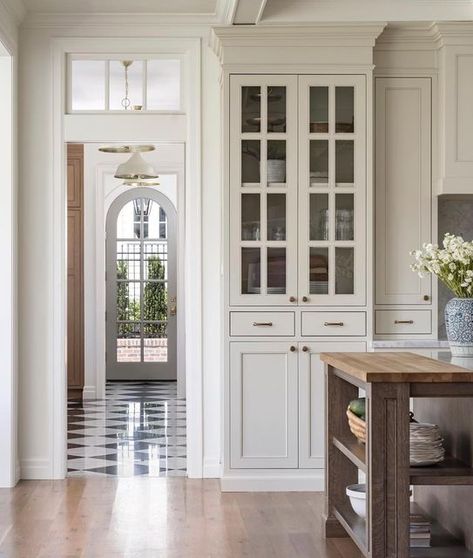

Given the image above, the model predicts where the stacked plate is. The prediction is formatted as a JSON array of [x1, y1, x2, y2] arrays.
[[410, 422, 445, 467]]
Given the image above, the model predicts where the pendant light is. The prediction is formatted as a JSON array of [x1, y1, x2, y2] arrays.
[[115, 151, 158, 180], [98, 145, 159, 181]]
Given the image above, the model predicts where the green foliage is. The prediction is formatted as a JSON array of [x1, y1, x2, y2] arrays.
[[116, 256, 167, 339], [144, 256, 167, 337]]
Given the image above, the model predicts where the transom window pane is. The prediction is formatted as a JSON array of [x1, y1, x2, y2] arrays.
[[69, 57, 181, 112], [71, 60, 106, 111]]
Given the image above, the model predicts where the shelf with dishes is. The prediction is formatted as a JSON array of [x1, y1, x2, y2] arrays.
[[323, 352, 473, 558]]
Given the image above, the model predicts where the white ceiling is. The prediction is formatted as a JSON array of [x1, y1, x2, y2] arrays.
[[22, 0, 217, 14], [261, 0, 473, 23]]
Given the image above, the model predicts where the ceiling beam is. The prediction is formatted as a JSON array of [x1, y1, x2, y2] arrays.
[[233, 0, 268, 24]]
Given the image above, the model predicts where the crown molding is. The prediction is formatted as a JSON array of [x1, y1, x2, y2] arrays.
[[209, 23, 386, 65], [432, 21, 473, 46], [0, 0, 25, 25], [375, 22, 440, 51], [21, 11, 225, 29]]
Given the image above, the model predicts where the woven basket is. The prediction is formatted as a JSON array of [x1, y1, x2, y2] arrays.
[[346, 407, 366, 443]]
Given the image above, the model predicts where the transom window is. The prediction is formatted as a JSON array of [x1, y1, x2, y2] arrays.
[[68, 55, 182, 113]]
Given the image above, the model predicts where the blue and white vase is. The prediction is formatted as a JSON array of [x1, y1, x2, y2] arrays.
[[445, 298, 473, 357]]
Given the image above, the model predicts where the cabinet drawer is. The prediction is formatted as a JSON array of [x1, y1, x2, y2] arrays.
[[375, 310, 432, 335], [301, 312, 366, 337], [230, 312, 295, 337]]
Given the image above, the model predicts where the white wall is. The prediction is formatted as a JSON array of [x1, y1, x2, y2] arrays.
[[82, 143, 184, 400], [0, 0, 19, 487], [18, 25, 222, 479]]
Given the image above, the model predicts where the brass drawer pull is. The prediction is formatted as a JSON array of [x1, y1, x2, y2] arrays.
[[394, 320, 414, 325], [252, 322, 273, 327], [324, 321, 344, 327]]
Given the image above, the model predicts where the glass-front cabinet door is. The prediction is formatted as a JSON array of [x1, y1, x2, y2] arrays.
[[230, 75, 298, 305], [298, 75, 366, 306]]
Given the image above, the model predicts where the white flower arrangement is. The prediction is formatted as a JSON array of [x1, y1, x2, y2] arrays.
[[411, 233, 473, 298]]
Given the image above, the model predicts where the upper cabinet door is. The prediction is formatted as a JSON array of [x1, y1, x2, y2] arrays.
[[298, 76, 366, 307], [375, 78, 431, 305], [230, 75, 298, 306]]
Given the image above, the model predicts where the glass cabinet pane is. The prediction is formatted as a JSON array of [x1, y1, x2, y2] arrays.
[[241, 194, 261, 240], [335, 247, 354, 294], [242, 248, 261, 294], [267, 194, 286, 241], [310, 194, 329, 241], [309, 247, 329, 294], [309, 87, 329, 133], [267, 87, 286, 133], [242, 86, 261, 133], [310, 140, 329, 186], [267, 248, 286, 294], [242, 140, 260, 184], [335, 140, 354, 185], [267, 140, 286, 184], [335, 194, 354, 241], [335, 87, 354, 133]]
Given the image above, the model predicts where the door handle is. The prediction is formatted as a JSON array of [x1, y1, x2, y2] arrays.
[[170, 305, 177, 316]]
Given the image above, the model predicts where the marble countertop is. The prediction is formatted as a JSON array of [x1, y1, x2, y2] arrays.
[[371, 340, 450, 349]]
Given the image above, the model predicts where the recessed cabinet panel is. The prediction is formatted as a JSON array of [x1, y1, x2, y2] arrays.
[[375, 78, 431, 305], [230, 343, 298, 468], [301, 311, 366, 336], [375, 310, 432, 335], [299, 342, 366, 469], [230, 312, 295, 336]]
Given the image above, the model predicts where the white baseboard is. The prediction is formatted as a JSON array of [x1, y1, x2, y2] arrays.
[[203, 457, 222, 478], [82, 385, 97, 399], [221, 470, 325, 492], [20, 458, 52, 480]]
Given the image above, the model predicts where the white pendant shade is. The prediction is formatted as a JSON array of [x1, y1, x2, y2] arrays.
[[114, 152, 158, 180]]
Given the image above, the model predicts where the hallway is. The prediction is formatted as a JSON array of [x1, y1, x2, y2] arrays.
[[67, 381, 186, 477], [0, 478, 361, 558]]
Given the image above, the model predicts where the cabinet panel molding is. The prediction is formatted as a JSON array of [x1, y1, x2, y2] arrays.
[[375, 77, 431, 306], [230, 342, 298, 469], [299, 341, 366, 468]]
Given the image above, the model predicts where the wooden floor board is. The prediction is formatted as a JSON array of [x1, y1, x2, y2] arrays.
[[0, 478, 362, 558]]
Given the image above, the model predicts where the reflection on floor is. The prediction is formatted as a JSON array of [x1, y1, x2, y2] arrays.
[[67, 381, 186, 477]]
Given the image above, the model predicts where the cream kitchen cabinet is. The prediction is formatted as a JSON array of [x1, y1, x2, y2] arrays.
[[298, 341, 366, 469], [229, 341, 366, 471], [375, 77, 432, 307], [230, 74, 367, 307], [230, 342, 299, 469]]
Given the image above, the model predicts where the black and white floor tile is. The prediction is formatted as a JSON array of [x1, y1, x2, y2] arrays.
[[67, 381, 186, 477]]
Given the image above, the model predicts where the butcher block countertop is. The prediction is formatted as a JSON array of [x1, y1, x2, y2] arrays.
[[319, 351, 473, 383]]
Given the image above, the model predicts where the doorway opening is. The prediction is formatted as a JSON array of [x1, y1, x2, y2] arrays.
[[66, 143, 187, 478]]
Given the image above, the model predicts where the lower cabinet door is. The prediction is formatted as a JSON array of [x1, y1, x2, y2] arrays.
[[230, 342, 298, 468], [299, 341, 366, 469]]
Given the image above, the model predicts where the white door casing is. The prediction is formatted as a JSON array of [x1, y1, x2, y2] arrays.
[[106, 187, 177, 380]]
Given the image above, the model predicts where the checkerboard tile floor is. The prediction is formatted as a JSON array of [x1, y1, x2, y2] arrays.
[[67, 381, 186, 477]]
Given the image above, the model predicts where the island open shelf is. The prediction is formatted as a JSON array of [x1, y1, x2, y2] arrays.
[[321, 351, 473, 558]]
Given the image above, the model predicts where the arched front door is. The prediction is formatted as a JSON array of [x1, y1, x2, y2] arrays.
[[106, 188, 177, 380]]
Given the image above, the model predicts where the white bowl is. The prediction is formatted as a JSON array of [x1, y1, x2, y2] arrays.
[[346, 484, 366, 518]]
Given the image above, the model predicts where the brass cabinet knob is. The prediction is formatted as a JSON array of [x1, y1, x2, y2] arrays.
[[302, 346, 309, 352], [423, 294, 430, 301], [302, 296, 309, 302], [290, 346, 296, 352], [289, 296, 296, 303]]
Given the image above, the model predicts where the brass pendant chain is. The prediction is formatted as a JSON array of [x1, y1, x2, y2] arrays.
[[121, 60, 133, 110]]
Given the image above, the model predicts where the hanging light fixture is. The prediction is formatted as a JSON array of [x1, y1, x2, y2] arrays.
[[98, 145, 159, 181], [115, 152, 159, 180], [121, 60, 133, 110]]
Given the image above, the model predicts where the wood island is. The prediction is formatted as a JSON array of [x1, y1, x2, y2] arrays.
[[321, 351, 473, 558]]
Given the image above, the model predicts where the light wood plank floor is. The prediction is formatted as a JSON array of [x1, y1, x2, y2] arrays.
[[0, 478, 362, 558]]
